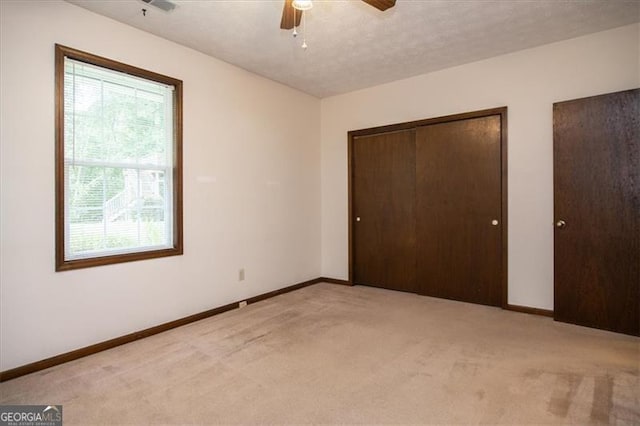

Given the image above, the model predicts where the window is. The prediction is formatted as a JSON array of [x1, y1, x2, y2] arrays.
[[55, 45, 183, 271]]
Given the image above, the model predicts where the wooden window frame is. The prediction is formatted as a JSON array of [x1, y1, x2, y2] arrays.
[[55, 44, 183, 271]]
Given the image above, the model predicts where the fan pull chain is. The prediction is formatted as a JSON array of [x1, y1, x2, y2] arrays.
[[292, 4, 298, 37], [301, 11, 308, 49]]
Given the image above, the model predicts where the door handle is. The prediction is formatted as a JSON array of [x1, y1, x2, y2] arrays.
[[356, 217, 361, 222], [491, 219, 499, 226], [556, 220, 566, 229]]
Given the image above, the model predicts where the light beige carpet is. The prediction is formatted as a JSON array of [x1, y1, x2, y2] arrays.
[[1, 283, 638, 425]]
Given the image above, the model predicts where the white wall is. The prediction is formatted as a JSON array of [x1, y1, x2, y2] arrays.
[[321, 24, 640, 310], [0, 1, 321, 371]]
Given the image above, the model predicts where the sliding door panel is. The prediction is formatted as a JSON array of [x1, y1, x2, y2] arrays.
[[352, 130, 416, 292], [416, 116, 502, 306]]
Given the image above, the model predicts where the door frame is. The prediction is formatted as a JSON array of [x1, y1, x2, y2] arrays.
[[348, 107, 509, 308]]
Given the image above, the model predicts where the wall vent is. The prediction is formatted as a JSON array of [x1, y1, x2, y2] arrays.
[[141, 0, 176, 12]]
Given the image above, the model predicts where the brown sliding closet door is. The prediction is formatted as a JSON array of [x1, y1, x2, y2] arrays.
[[553, 89, 639, 336], [415, 116, 503, 306], [352, 130, 417, 292]]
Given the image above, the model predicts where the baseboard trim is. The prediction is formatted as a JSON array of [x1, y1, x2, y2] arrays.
[[246, 278, 323, 304], [506, 304, 554, 317], [318, 277, 352, 286], [0, 277, 325, 383]]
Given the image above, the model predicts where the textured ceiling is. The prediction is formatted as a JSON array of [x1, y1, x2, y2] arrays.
[[66, 0, 640, 98]]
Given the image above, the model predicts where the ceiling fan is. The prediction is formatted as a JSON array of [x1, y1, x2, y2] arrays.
[[280, 0, 397, 30]]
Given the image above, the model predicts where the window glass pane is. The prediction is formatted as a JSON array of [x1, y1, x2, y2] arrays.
[[66, 164, 171, 259], [64, 59, 171, 166]]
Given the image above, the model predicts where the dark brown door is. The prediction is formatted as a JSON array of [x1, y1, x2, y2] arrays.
[[415, 116, 503, 306], [352, 130, 416, 292], [553, 89, 639, 336]]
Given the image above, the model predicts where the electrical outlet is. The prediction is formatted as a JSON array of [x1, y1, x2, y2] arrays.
[[239, 268, 245, 281], [239, 301, 247, 308]]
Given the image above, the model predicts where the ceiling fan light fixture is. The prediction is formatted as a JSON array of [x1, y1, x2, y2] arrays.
[[292, 0, 313, 11]]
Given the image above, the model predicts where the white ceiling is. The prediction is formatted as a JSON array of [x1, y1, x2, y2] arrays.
[[66, 0, 640, 98]]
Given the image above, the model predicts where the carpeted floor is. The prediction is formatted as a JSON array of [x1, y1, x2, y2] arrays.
[[1, 283, 638, 424]]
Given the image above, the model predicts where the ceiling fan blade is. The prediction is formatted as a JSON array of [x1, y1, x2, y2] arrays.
[[280, 0, 302, 30], [361, 0, 396, 11]]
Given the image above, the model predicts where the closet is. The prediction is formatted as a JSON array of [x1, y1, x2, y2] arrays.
[[349, 108, 507, 307]]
